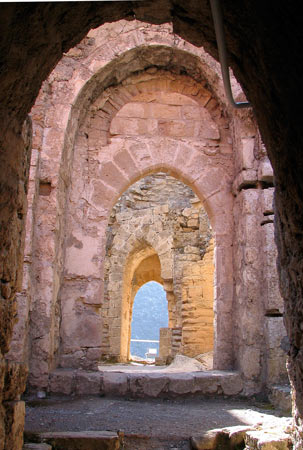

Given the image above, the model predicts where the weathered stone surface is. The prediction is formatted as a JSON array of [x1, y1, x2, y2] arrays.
[[245, 430, 292, 450], [168, 373, 195, 395], [191, 430, 229, 450], [192, 425, 291, 450], [2, 361, 28, 401], [168, 355, 205, 372], [48, 370, 75, 395], [220, 372, 243, 396], [142, 374, 169, 397], [269, 385, 292, 413], [39, 431, 120, 450], [102, 373, 128, 396], [75, 371, 102, 395], [23, 444, 52, 450], [4, 401, 25, 450], [0, 12, 296, 445], [102, 172, 214, 363], [193, 373, 219, 395]]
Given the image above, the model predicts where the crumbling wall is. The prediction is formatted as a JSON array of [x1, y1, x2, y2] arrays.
[[0, 118, 31, 450], [6, 20, 287, 400], [18, 22, 233, 388], [232, 113, 288, 394], [103, 172, 213, 361], [0, 4, 303, 447], [181, 239, 214, 357]]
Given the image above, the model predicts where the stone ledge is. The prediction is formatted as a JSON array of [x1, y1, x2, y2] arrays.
[[48, 369, 243, 399]]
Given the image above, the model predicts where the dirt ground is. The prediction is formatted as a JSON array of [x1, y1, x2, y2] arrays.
[[24, 394, 291, 449]]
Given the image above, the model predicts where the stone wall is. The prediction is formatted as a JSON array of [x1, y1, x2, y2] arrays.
[[1, 4, 303, 448], [103, 172, 213, 362], [181, 239, 214, 357], [0, 118, 31, 450], [6, 20, 287, 399]]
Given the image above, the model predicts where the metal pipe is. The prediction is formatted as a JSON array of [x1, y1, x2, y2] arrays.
[[210, 0, 251, 108]]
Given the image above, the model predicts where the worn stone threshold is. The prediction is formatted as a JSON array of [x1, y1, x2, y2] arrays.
[[48, 368, 243, 398], [24, 431, 121, 450], [24, 430, 191, 450]]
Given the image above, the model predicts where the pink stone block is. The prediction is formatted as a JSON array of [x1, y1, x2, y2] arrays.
[[117, 102, 148, 118], [113, 149, 139, 180], [99, 161, 128, 192], [150, 103, 181, 119]]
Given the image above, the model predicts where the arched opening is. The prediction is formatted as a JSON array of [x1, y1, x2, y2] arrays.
[[130, 281, 168, 362], [103, 171, 215, 365], [5, 19, 287, 411], [1, 6, 303, 448]]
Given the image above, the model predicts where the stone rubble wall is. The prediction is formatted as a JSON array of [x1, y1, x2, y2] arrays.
[[103, 172, 213, 362], [0, 118, 32, 450], [181, 239, 214, 357]]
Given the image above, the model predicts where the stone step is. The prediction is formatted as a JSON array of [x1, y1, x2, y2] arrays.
[[25, 431, 191, 450], [191, 423, 293, 450], [245, 430, 292, 449], [48, 369, 243, 399], [25, 431, 120, 450]]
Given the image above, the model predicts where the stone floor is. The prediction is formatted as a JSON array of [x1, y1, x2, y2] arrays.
[[24, 395, 293, 449]]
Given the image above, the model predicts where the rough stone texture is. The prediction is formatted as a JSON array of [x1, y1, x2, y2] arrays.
[[23, 445, 52, 450], [0, 118, 31, 450], [1, 5, 302, 447], [48, 370, 75, 396], [191, 424, 293, 450], [181, 240, 214, 357], [245, 430, 292, 450], [102, 172, 213, 362], [36, 431, 120, 450], [48, 368, 242, 399], [4, 401, 25, 450], [269, 385, 292, 414], [0, 361, 28, 450], [158, 327, 173, 363], [4, 20, 286, 401], [233, 186, 287, 395]]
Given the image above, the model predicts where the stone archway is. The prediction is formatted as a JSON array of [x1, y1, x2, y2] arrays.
[[1, 5, 303, 449], [10, 30, 274, 392], [102, 171, 215, 364], [6, 18, 287, 415]]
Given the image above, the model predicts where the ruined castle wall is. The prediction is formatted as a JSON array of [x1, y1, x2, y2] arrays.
[[231, 112, 287, 393], [102, 172, 213, 361], [59, 66, 234, 374], [18, 21, 234, 389], [181, 239, 214, 357], [6, 21, 287, 396], [0, 118, 31, 450]]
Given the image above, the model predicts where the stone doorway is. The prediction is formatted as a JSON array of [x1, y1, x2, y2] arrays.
[[102, 172, 215, 365]]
